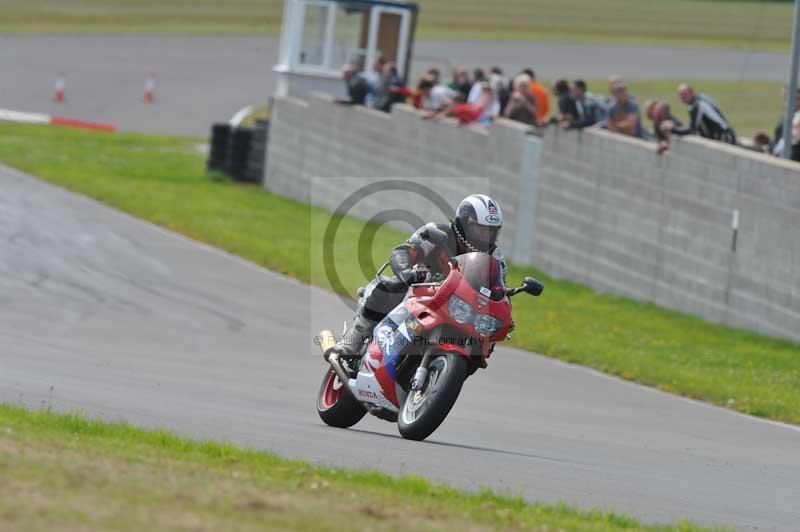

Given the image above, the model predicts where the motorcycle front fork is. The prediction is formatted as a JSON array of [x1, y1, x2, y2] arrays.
[[410, 351, 432, 391]]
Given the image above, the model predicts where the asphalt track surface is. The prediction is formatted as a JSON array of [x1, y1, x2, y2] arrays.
[[2, 35, 790, 135], [2, 164, 799, 531]]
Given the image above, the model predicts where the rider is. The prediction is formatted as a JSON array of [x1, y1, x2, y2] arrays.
[[329, 194, 505, 366]]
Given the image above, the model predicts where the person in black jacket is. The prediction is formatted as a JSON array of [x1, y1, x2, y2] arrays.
[[677, 84, 736, 144], [374, 62, 405, 112], [569, 79, 602, 129], [340, 64, 369, 106], [553, 78, 578, 127]]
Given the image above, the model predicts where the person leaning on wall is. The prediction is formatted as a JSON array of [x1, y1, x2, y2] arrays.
[[677, 83, 737, 145]]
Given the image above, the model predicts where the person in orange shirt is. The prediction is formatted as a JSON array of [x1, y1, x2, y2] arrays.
[[525, 69, 550, 124]]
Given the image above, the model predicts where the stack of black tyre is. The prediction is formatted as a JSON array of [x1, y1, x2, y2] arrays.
[[206, 124, 231, 174], [245, 121, 269, 184], [206, 121, 269, 184]]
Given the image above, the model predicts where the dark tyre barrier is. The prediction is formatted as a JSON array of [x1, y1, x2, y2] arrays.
[[206, 123, 231, 173], [225, 128, 252, 182], [244, 121, 269, 184], [206, 121, 268, 184]]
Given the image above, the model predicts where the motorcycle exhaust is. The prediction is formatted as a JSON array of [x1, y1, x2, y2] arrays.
[[318, 330, 337, 361], [327, 353, 353, 393], [318, 329, 354, 394]]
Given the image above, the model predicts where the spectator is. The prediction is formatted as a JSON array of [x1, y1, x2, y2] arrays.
[[340, 64, 369, 106], [553, 78, 578, 127], [374, 62, 404, 112], [393, 75, 429, 109], [477, 82, 500, 125], [645, 100, 688, 153], [489, 66, 511, 113], [604, 75, 634, 111], [752, 132, 772, 154], [606, 77, 643, 138], [503, 73, 537, 125], [363, 56, 387, 89], [425, 68, 456, 110], [400, 75, 454, 111], [791, 111, 800, 162], [772, 86, 800, 160], [468, 68, 487, 103], [643, 99, 659, 136], [466, 70, 500, 121], [777, 110, 800, 161], [607, 75, 624, 95], [569, 79, 602, 128], [448, 67, 472, 101], [677, 84, 736, 144], [427, 81, 496, 126], [428, 82, 455, 111], [524, 69, 550, 124]]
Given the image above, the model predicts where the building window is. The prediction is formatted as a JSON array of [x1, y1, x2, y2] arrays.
[[298, 4, 327, 67], [331, 4, 368, 71]]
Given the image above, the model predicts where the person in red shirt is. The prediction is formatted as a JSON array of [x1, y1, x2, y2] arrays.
[[393, 76, 429, 109], [424, 81, 494, 125]]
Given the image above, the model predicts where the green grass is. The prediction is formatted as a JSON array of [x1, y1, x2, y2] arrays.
[[0, 0, 793, 50], [0, 122, 798, 427], [0, 404, 717, 531], [0, 0, 286, 35], [587, 79, 784, 140], [417, 0, 793, 50]]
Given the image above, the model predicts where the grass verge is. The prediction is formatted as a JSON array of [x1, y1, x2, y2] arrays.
[[0, 404, 715, 531], [0, 0, 793, 51], [0, 122, 797, 427]]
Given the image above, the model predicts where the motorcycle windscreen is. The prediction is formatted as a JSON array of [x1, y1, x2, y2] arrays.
[[456, 252, 506, 301]]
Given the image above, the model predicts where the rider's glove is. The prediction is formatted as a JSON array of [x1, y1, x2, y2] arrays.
[[399, 268, 428, 285]]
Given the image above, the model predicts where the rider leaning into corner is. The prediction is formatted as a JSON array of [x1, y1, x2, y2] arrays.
[[328, 193, 506, 372]]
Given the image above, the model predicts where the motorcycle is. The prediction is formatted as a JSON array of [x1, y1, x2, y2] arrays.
[[316, 226, 544, 441]]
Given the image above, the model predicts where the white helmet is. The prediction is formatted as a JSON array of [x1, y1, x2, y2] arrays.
[[453, 194, 502, 253]]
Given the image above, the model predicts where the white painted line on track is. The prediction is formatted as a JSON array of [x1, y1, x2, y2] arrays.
[[0, 108, 49, 124]]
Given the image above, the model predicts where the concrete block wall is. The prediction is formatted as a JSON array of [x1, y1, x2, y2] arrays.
[[535, 128, 800, 340], [265, 93, 528, 253], [265, 93, 800, 343]]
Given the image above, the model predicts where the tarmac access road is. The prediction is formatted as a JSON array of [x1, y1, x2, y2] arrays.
[[1, 35, 790, 135]]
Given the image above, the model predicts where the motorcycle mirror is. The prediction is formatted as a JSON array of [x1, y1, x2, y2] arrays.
[[419, 224, 449, 246], [521, 277, 544, 296]]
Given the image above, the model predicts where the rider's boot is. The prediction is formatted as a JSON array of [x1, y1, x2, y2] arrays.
[[328, 314, 376, 375]]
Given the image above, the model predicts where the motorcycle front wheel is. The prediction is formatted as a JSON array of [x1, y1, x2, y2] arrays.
[[398, 353, 468, 441], [317, 369, 366, 428]]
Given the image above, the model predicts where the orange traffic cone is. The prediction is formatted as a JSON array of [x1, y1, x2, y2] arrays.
[[53, 74, 65, 102], [144, 73, 155, 103]]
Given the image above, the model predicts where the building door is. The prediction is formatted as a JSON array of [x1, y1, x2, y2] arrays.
[[366, 6, 411, 78]]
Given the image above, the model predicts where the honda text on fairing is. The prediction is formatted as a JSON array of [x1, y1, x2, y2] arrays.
[[316, 226, 544, 441]]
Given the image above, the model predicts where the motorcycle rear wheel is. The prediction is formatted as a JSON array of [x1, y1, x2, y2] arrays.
[[317, 369, 366, 428], [398, 353, 468, 441]]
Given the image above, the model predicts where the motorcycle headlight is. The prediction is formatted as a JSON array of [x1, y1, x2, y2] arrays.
[[448, 295, 476, 324], [474, 313, 503, 337]]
